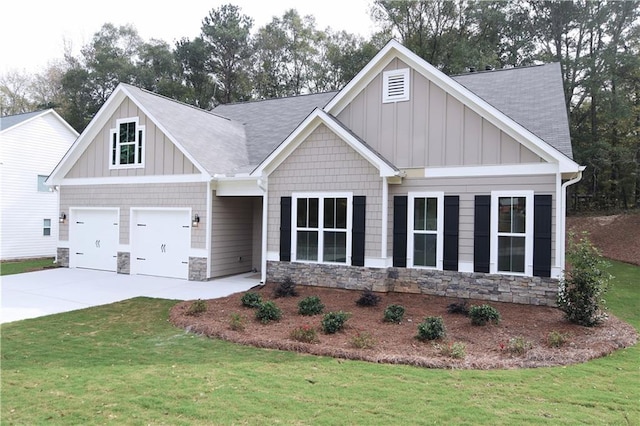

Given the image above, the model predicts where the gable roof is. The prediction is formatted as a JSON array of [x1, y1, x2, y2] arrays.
[[324, 40, 581, 173], [452, 63, 573, 159], [0, 109, 78, 136], [213, 92, 336, 169]]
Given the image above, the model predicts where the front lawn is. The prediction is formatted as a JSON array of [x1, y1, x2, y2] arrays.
[[0, 257, 56, 276], [1, 260, 638, 424]]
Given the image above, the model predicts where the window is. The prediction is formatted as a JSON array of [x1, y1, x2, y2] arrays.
[[491, 191, 533, 275], [43, 219, 51, 236], [382, 68, 410, 103], [110, 118, 145, 168], [408, 192, 444, 269], [37, 175, 49, 192], [292, 193, 352, 264]]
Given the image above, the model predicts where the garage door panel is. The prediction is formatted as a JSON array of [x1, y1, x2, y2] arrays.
[[70, 209, 119, 272]]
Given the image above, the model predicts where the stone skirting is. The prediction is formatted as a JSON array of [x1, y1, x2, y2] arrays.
[[56, 247, 69, 267], [189, 257, 208, 281], [266, 261, 559, 306], [117, 252, 130, 274]]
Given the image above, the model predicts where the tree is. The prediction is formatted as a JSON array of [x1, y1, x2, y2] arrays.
[[0, 70, 35, 115], [174, 37, 218, 109]]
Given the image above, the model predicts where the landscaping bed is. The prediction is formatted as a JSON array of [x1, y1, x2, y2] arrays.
[[170, 282, 637, 369]]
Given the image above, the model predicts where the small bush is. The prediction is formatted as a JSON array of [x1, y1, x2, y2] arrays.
[[351, 331, 376, 349], [434, 341, 466, 359], [241, 292, 263, 308], [446, 300, 469, 315], [298, 296, 325, 316], [229, 313, 247, 331], [274, 276, 298, 298], [416, 316, 446, 341], [321, 311, 351, 334], [383, 304, 405, 323], [255, 301, 282, 324], [469, 304, 501, 326], [355, 289, 381, 307], [186, 299, 207, 316], [290, 325, 318, 343], [557, 233, 612, 327], [507, 336, 533, 356], [547, 330, 569, 348]]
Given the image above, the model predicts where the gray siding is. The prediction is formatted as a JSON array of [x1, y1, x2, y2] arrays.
[[336, 58, 545, 168], [268, 124, 384, 259], [65, 98, 199, 178], [388, 174, 557, 270], [59, 182, 207, 249], [210, 194, 256, 277]]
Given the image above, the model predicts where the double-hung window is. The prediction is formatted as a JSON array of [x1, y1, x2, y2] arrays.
[[408, 192, 444, 269], [110, 118, 145, 168], [293, 193, 351, 264], [491, 191, 533, 275]]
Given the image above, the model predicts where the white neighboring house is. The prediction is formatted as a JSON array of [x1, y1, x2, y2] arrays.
[[0, 110, 78, 260]]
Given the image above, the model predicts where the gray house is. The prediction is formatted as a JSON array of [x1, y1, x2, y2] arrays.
[[47, 40, 584, 305]]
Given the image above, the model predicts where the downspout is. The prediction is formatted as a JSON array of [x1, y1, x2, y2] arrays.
[[559, 167, 585, 274], [258, 176, 268, 284], [381, 176, 388, 265]]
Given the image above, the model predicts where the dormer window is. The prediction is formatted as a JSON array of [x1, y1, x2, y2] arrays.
[[110, 117, 145, 169], [382, 68, 410, 103]]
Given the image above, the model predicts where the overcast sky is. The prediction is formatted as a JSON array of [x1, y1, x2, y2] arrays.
[[1, 0, 377, 74]]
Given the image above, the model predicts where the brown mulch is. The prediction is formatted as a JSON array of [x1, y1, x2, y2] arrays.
[[567, 212, 640, 266], [170, 282, 637, 370]]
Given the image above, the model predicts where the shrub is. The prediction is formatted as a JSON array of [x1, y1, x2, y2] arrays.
[[507, 336, 533, 356], [434, 341, 466, 359], [321, 311, 351, 334], [355, 289, 381, 307], [229, 313, 247, 331], [383, 304, 405, 323], [290, 325, 318, 343], [468, 304, 501, 326], [255, 301, 282, 324], [416, 316, 446, 341], [298, 296, 325, 316], [547, 330, 569, 348], [351, 331, 376, 349], [241, 292, 263, 309], [446, 300, 469, 315], [557, 233, 612, 327], [186, 299, 207, 316], [274, 276, 298, 298]]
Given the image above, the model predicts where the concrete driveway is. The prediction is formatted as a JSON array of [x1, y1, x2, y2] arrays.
[[1, 268, 261, 324]]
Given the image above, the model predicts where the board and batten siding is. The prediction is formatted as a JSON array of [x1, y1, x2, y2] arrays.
[[65, 98, 199, 178], [267, 124, 384, 261], [336, 58, 545, 169], [210, 193, 258, 278], [388, 174, 557, 271], [0, 113, 76, 259], [59, 183, 207, 249]]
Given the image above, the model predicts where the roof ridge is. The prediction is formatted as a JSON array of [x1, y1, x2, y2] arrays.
[[451, 62, 556, 78], [215, 90, 338, 108]]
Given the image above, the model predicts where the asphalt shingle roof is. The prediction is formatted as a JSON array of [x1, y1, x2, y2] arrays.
[[0, 110, 46, 131]]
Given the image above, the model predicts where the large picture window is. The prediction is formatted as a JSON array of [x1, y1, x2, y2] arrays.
[[491, 191, 533, 275], [292, 193, 351, 264], [408, 192, 444, 269], [110, 118, 145, 168]]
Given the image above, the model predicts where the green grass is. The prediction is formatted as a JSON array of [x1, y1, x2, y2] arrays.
[[0, 257, 56, 276], [1, 261, 638, 425]]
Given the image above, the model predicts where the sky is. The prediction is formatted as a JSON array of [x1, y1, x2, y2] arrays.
[[1, 0, 378, 75]]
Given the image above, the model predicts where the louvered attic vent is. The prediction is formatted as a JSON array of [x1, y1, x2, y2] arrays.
[[382, 68, 410, 103]]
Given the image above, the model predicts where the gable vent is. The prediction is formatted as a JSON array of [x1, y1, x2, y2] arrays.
[[382, 68, 410, 103]]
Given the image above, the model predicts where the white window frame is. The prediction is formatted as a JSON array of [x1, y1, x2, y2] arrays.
[[382, 68, 410, 103], [37, 175, 50, 192], [407, 192, 444, 269], [490, 190, 534, 276], [109, 117, 145, 169], [291, 192, 353, 265], [43, 218, 52, 236]]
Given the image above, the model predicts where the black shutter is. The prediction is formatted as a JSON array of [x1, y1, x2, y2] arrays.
[[533, 194, 553, 277], [280, 197, 292, 262], [443, 196, 459, 271], [393, 196, 408, 267], [352, 196, 366, 267], [474, 195, 491, 273]]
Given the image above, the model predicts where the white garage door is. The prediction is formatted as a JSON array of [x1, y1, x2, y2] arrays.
[[70, 209, 119, 272], [132, 209, 191, 279]]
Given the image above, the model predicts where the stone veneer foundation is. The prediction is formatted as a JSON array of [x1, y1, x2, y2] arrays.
[[266, 261, 559, 306], [56, 247, 69, 267], [189, 257, 208, 281]]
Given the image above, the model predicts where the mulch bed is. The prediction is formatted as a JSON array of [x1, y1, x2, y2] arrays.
[[170, 283, 637, 370]]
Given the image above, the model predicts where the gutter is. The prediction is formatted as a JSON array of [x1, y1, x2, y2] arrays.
[[559, 167, 586, 273]]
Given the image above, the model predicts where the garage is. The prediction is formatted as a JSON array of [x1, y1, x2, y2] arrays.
[[69, 208, 119, 272], [131, 209, 191, 280]]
